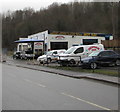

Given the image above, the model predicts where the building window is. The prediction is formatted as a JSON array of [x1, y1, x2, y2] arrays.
[[50, 42, 68, 50], [83, 39, 98, 45]]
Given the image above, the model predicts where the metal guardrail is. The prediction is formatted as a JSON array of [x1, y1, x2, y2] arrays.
[[58, 55, 82, 66], [40, 55, 82, 66]]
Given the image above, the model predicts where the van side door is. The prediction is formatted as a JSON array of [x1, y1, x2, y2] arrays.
[[73, 47, 84, 60]]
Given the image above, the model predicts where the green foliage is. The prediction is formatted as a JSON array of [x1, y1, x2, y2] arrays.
[[2, 2, 119, 50]]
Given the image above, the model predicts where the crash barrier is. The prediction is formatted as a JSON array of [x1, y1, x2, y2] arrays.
[[39, 55, 82, 66], [58, 55, 82, 67]]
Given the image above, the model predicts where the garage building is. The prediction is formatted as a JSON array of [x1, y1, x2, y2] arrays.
[[28, 30, 113, 52]]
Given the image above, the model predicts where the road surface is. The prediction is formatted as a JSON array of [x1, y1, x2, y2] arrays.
[[2, 64, 119, 110]]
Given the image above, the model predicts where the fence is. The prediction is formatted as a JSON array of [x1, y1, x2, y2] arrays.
[[101, 39, 120, 54], [58, 55, 81, 67]]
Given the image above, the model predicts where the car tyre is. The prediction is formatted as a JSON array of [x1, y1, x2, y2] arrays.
[[40, 61, 43, 64], [90, 62, 97, 69]]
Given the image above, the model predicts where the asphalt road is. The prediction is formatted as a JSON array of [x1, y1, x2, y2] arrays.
[[2, 64, 119, 110]]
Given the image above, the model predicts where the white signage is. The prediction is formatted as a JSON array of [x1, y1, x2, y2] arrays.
[[34, 42, 43, 49]]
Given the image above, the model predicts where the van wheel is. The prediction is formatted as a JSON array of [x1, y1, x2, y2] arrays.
[[116, 60, 120, 66], [90, 62, 97, 69], [69, 59, 76, 66]]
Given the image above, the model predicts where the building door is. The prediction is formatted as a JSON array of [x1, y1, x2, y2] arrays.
[[83, 39, 98, 45], [50, 42, 68, 50]]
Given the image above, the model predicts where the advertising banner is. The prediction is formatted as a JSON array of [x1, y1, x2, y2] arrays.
[[34, 42, 43, 49]]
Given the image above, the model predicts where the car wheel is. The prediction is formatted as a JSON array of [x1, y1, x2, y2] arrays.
[[90, 62, 97, 69], [69, 59, 76, 66], [116, 60, 120, 66], [40, 61, 43, 64]]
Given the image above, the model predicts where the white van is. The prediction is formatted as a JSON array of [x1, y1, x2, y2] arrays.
[[59, 44, 104, 66]]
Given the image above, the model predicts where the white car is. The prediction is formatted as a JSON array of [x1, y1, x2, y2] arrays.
[[37, 49, 66, 64]]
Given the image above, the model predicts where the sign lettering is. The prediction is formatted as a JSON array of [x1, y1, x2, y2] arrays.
[[34, 42, 43, 49], [88, 46, 100, 51], [55, 36, 65, 40]]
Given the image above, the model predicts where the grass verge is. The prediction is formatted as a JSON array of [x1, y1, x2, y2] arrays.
[[48, 66, 119, 77]]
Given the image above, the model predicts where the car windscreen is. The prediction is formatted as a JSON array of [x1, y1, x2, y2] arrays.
[[65, 47, 76, 54], [46, 51, 53, 55], [89, 51, 100, 57]]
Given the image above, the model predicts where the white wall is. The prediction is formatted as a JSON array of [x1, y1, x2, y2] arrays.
[[47, 34, 105, 50], [28, 30, 48, 43]]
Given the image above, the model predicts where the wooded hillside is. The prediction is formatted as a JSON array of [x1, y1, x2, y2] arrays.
[[2, 2, 119, 50]]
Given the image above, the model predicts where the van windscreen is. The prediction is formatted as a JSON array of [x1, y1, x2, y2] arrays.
[[65, 47, 76, 54]]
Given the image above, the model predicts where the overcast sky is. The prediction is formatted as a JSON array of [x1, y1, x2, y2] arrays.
[[0, 0, 93, 13], [0, 0, 118, 13]]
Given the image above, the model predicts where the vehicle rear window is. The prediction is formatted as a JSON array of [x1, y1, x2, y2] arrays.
[[98, 51, 108, 56], [98, 51, 115, 57], [107, 51, 116, 56]]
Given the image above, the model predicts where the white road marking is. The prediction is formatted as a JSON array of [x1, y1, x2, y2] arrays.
[[35, 83, 46, 88], [61, 92, 111, 110], [23, 79, 33, 83], [23, 79, 46, 88]]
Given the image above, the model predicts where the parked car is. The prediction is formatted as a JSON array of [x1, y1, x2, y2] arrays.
[[20, 50, 35, 60], [59, 44, 104, 66], [37, 49, 66, 64], [13, 51, 22, 59], [81, 50, 120, 69]]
